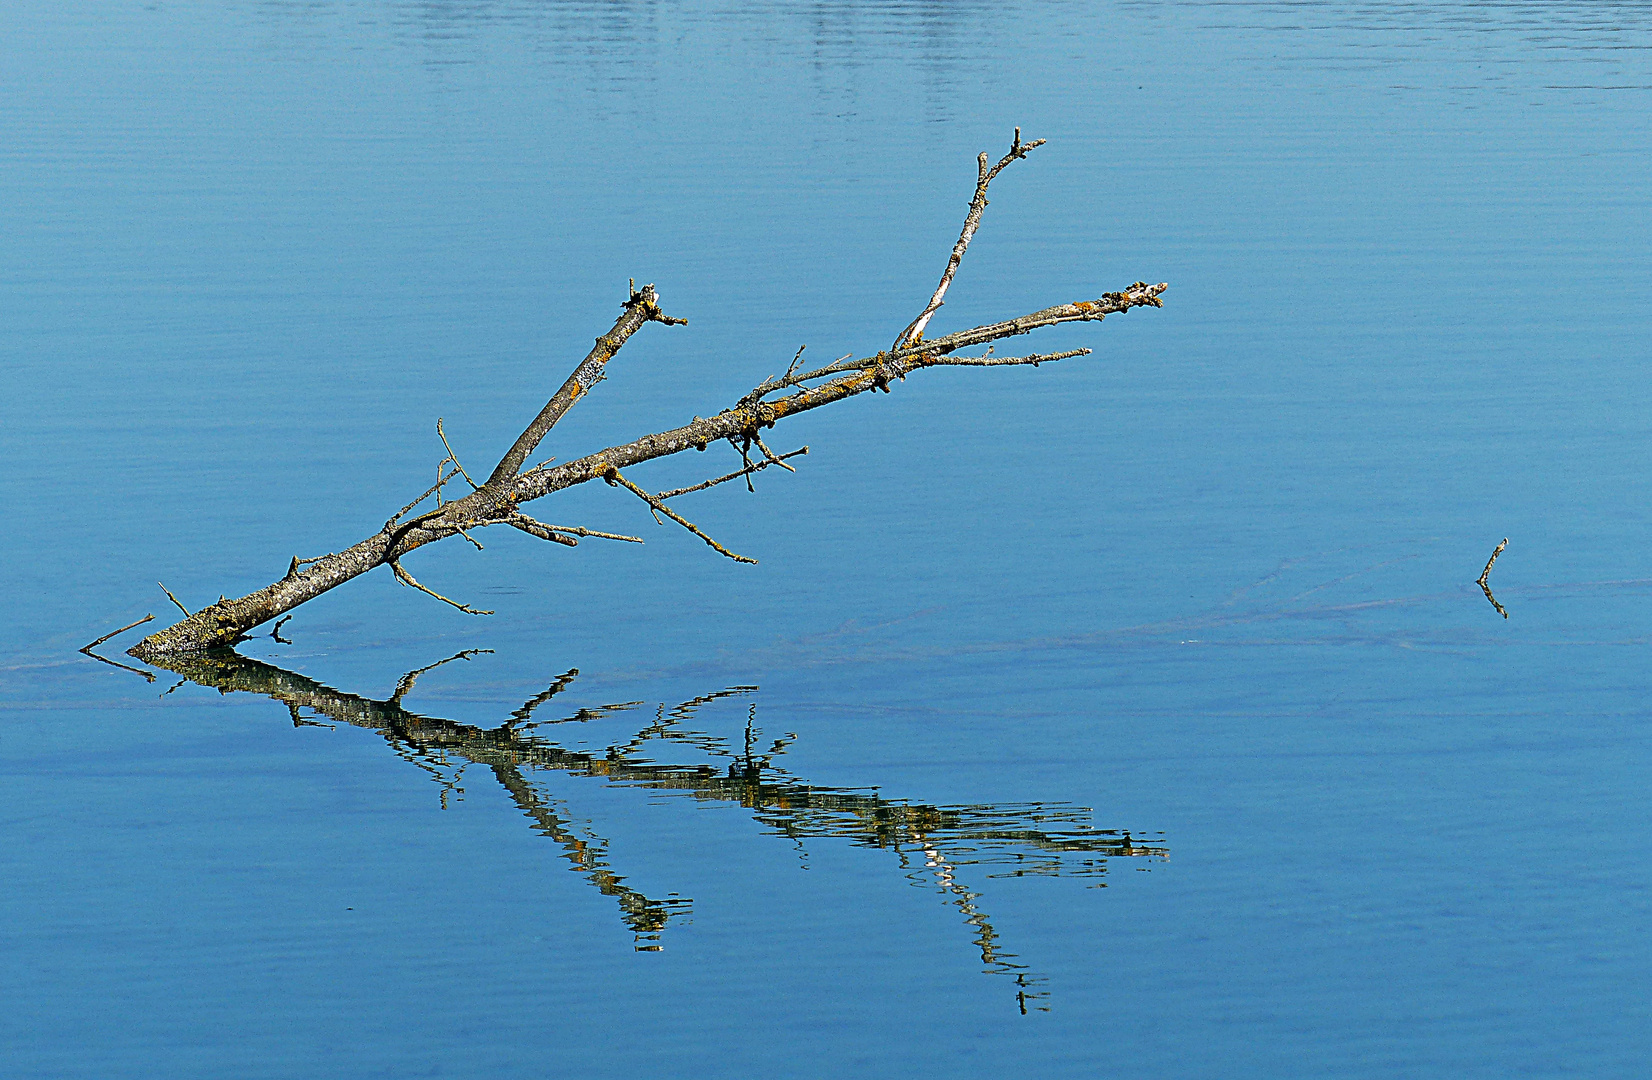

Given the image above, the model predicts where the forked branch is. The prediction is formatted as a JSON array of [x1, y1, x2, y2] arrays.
[[118, 131, 1165, 661], [894, 127, 1044, 350]]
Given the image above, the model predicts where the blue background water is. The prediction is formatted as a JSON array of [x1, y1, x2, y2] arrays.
[[5, 2, 1652, 1075]]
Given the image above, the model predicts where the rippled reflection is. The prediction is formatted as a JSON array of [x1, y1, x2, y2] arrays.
[[147, 649, 1164, 1010]]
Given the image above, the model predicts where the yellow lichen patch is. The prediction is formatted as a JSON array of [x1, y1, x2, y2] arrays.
[[1074, 301, 1096, 312]]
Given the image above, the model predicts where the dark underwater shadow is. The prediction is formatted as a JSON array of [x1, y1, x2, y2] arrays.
[[143, 648, 1165, 1013]]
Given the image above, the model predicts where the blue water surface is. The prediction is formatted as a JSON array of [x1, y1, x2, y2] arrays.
[[4, 2, 1652, 1076]]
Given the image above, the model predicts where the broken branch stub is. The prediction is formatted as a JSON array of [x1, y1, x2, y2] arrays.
[[123, 131, 1166, 661]]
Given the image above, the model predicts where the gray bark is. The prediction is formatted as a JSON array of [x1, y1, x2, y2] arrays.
[[123, 133, 1166, 660]]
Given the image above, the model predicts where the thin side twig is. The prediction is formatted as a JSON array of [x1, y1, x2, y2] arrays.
[[158, 582, 190, 617], [508, 514, 643, 544], [389, 558, 495, 615], [437, 418, 480, 491], [604, 468, 757, 564], [741, 442, 757, 490], [657, 447, 809, 500], [387, 468, 461, 529], [751, 433, 795, 472], [505, 514, 578, 547], [914, 348, 1090, 368], [81, 613, 155, 653], [737, 345, 813, 408]]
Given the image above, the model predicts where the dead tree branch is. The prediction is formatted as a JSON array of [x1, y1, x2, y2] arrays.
[[125, 132, 1165, 660]]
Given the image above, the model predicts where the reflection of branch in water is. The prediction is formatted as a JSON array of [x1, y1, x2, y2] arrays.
[[488, 759, 691, 948], [144, 650, 1166, 995]]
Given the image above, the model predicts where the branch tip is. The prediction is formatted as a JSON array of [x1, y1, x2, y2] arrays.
[[437, 419, 479, 491], [81, 613, 155, 654], [389, 559, 495, 615], [606, 468, 757, 563], [158, 582, 190, 617]]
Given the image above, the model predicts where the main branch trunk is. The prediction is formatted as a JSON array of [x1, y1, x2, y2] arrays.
[[127, 281, 1165, 660]]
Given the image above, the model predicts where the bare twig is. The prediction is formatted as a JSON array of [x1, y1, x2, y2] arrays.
[[505, 514, 578, 547], [158, 582, 190, 617], [921, 348, 1090, 368], [737, 346, 816, 408], [80, 613, 160, 682], [389, 558, 495, 615], [605, 468, 757, 564], [657, 447, 810, 500], [893, 127, 1045, 350], [271, 615, 293, 643], [508, 513, 642, 545], [437, 418, 479, 490], [81, 613, 154, 653], [751, 433, 795, 472], [387, 468, 461, 529], [786, 355, 874, 383]]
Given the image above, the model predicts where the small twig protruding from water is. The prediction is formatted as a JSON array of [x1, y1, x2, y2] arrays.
[[1477, 537, 1509, 619], [271, 615, 293, 644], [79, 614, 160, 680], [1477, 538, 1507, 587]]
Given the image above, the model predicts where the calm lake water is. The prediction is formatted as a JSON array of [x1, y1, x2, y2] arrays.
[[5, 1, 1652, 1076]]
